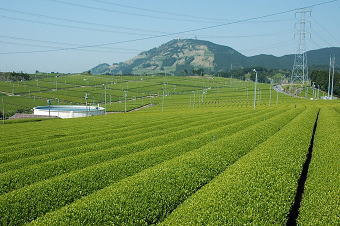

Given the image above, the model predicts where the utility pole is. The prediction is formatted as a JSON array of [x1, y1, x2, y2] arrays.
[[103, 84, 107, 114], [47, 99, 51, 117], [291, 9, 311, 84], [55, 75, 59, 91], [327, 55, 332, 97], [253, 69, 258, 110], [124, 90, 127, 113], [2, 97, 4, 124], [85, 93, 88, 111], [269, 80, 272, 106], [162, 85, 165, 112], [276, 90, 279, 105], [330, 56, 335, 99]]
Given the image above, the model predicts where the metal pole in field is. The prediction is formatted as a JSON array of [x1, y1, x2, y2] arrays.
[[162, 88, 164, 112], [246, 87, 248, 105], [2, 97, 4, 124], [124, 90, 127, 113], [269, 82, 272, 106], [85, 93, 88, 111], [253, 69, 258, 110], [47, 99, 51, 117], [330, 56, 335, 100], [276, 90, 279, 105], [327, 55, 332, 97], [103, 84, 107, 114], [55, 75, 58, 91]]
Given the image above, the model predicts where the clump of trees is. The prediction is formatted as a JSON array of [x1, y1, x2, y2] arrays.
[[192, 68, 204, 76], [215, 67, 289, 84], [0, 72, 31, 81], [310, 70, 340, 96]]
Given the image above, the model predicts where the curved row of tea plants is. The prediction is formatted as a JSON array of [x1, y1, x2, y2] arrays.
[[161, 107, 318, 225], [0, 108, 276, 194], [0, 107, 280, 225], [298, 107, 340, 225], [28, 107, 303, 225]]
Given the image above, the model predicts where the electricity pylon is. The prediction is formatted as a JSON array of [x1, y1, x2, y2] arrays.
[[291, 9, 311, 84]]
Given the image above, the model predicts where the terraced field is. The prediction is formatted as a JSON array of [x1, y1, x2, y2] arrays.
[[0, 102, 339, 225], [1, 74, 302, 117]]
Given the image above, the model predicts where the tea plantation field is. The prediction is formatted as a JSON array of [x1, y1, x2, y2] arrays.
[[0, 103, 339, 225], [1, 74, 303, 117], [0, 75, 339, 225]]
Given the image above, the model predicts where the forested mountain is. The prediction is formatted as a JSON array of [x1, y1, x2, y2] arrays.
[[90, 39, 340, 75]]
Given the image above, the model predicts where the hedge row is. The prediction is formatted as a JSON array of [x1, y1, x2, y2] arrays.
[[0, 111, 241, 173], [0, 108, 270, 194], [0, 112, 206, 152], [0, 110, 231, 164], [29, 108, 303, 225], [0, 108, 281, 225], [298, 107, 340, 225], [161, 107, 318, 225]]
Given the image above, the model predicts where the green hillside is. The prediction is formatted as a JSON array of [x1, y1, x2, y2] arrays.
[[90, 39, 340, 75]]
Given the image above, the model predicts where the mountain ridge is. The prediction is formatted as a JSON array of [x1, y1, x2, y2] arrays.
[[90, 39, 340, 75]]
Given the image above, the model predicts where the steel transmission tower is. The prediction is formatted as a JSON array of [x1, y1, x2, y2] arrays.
[[291, 9, 311, 84]]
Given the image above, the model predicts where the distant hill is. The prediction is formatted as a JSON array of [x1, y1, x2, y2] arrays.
[[90, 39, 340, 75]]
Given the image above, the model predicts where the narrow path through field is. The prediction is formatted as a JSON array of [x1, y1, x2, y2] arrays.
[[107, 103, 155, 113], [286, 109, 320, 225]]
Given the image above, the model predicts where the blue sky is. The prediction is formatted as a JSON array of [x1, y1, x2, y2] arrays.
[[1, 0, 339, 73]]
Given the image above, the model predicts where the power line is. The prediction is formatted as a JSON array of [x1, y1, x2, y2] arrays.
[[0, 40, 141, 54], [309, 38, 324, 49], [311, 27, 335, 47], [311, 15, 339, 45], [183, 30, 291, 40], [87, 0, 227, 22], [0, 14, 157, 36], [0, 0, 338, 55], [0, 35, 145, 52], [0, 35, 295, 56], [0, 7, 294, 38], [43, 0, 219, 24], [0, 7, 168, 34], [238, 40, 295, 54]]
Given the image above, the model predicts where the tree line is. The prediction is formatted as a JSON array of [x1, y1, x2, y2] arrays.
[[0, 72, 31, 81], [310, 70, 339, 96]]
